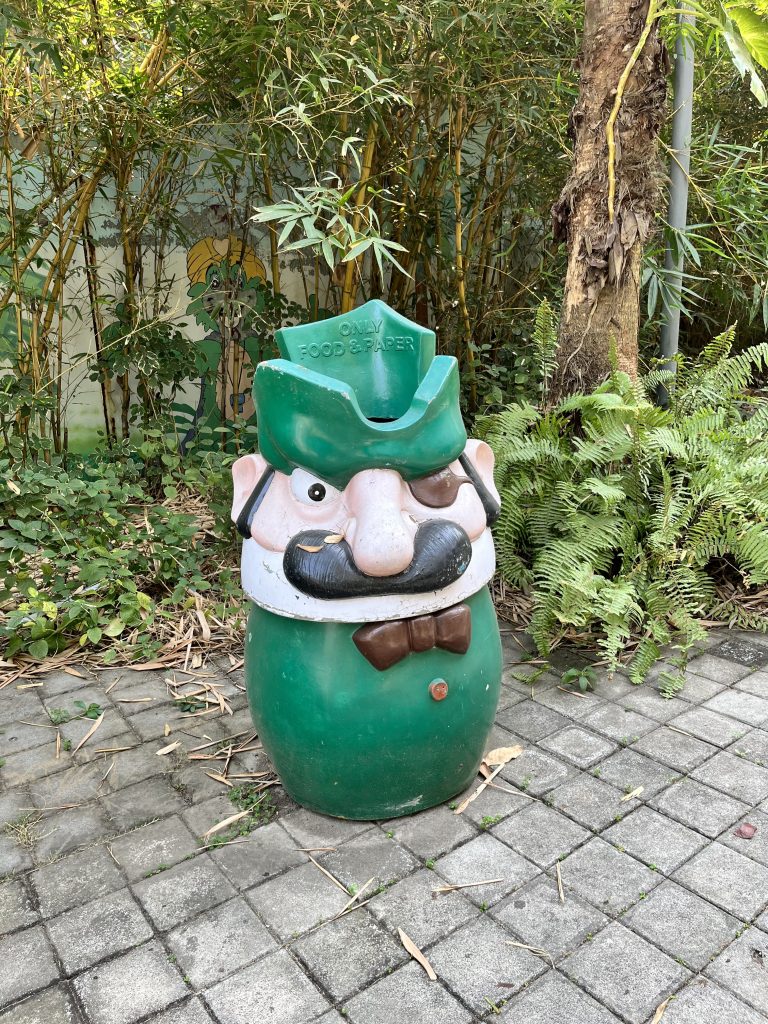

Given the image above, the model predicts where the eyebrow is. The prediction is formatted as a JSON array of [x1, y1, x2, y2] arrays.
[[236, 464, 275, 538]]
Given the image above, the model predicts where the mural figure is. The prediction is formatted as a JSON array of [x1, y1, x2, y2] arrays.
[[231, 300, 503, 819], [177, 233, 266, 447]]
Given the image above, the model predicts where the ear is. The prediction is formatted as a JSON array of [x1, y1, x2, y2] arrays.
[[464, 439, 500, 505], [231, 453, 268, 524]]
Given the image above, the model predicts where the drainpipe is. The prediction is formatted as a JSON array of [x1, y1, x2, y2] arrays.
[[658, 4, 696, 402]]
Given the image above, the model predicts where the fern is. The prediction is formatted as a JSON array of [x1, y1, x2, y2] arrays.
[[487, 331, 768, 694]]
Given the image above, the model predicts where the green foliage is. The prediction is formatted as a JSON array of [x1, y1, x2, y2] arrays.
[[482, 324, 768, 690], [0, 434, 243, 661], [204, 787, 277, 848], [561, 666, 596, 694]]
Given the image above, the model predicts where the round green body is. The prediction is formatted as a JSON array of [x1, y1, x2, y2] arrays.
[[244, 586, 502, 819]]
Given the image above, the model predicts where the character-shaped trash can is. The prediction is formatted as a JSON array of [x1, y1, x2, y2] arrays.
[[231, 300, 502, 819]]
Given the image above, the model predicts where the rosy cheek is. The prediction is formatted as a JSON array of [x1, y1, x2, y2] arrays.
[[249, 477, 347, 552], [404, 484, 487, 542]]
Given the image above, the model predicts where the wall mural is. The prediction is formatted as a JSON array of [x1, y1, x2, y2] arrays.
[[176, 233, 267, 449]]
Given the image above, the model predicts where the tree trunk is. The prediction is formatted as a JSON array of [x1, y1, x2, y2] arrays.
[[552, 0, 668, 395]]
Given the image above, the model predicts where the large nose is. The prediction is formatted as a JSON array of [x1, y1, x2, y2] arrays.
[[345, 470, 417, 576]]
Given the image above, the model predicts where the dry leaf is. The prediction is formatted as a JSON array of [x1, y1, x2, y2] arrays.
[[324, 534, 344, 543], [6, 479, 20, 495], [556, 861, 565, 904], [297, 544, 323, 553], [398, 928, 437, 981], [506, 940, 554, 967], [164, 723, 171, 736], [485, 745, 523, 766], [432, 878, 503, 894], [117, 697, 154, 704], [156, 740, 181, 756], [651, 998, 670, 1024], [204, 770, 233, 787], [63, 667, 86, 679], [128, 661, 170, 671], [621, 786, 644, 802], [202, 809, 249, 839], [72, 712, 104, 754]]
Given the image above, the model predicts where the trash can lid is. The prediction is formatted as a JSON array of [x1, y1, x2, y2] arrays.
[[256, 301, 467, 488]]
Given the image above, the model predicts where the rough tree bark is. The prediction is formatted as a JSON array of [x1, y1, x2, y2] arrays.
[[552, 0, 669, 395]]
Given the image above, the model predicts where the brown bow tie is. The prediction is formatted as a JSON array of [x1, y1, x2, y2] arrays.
[[353, 604, 471, 671]]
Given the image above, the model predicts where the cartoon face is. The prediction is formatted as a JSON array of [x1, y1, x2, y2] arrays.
[[231, 440, 499, 624]]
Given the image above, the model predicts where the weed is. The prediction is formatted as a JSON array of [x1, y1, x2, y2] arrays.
[[561, 665, 596, 694], [145, 863, 170, 878], [73, 700, 103, 720], [425, 859, 435, 870], [4, 812, 42, 849], [479, 815, 503, 830], [47, 708, 70, 726], [203, 786, 277, 849]]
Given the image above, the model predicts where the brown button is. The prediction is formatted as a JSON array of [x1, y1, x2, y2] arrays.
[[429, 679, 449, 701]]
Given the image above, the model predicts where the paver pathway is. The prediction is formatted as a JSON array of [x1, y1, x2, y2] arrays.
[[3, 627, 768, 1023]]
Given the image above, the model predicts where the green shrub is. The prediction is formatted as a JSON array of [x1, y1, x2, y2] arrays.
[[481, 327, 768, 695], [0, 433, 244, 662]]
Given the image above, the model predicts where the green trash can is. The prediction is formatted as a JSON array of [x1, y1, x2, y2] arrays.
[[232, 300, 502, 819]]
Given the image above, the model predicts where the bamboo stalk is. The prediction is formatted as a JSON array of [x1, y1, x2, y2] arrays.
[[341, 120, 378, 313]]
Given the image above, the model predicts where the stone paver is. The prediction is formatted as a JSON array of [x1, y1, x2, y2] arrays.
[[650, 778, 750, 838], [595, 748, 680, 800], [558, 837, 661, 915], [659, 977, 767, 1024], [166, 897, 276, 988], [293, 911, 407, 1002], [318, 831, 417, 889], [48, 888, 153, 974], [707, 926, 768, 1015], [0, 925, 59, 1007], [429, 915, 546, 1012], [210, 820, 307, 888], [673, 706, 749, 747], [502, 970, 622, 1023], [5, 628, 768, 1024], [203, 949, 330, 1024], [719, 809, 768, 865], [110, 815, 199, 881], [434, 833, 540, 906], [602, 806, 707, 874], [31, 845, 124, 917], [550, 774, 638, 831], [0, 985, 84, 1024], [74, 940, 187, 1024], [0, 879, 37, 935], [704, 689, 768, 726], [622, 880, 738, 970], [344, 961, 472, 1024], [632, 725, 718, 772], [132, 855, 236, 931], [492, 801, 590, 868], [540, 725, 617, 767], [246, 861, 350, 940], [561, 922, 690, 1024], [691, 749, 768, 804], [674, 842, 768, 919], [494, 877, 608, 959], [367, 869, 478, 947]]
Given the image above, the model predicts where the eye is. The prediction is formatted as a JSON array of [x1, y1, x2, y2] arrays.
[[290, 468, 341, 506]]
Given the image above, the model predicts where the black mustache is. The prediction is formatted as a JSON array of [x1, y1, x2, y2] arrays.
[[283, 520, 473, 600]]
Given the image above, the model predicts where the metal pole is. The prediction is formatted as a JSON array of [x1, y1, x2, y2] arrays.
[[659, 4, 696, 394]]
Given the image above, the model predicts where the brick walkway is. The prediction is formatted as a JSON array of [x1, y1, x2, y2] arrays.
[[3, 628, 768, 1023]]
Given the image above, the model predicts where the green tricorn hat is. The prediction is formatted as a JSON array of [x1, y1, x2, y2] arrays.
[[254, 300, 466, 489]]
